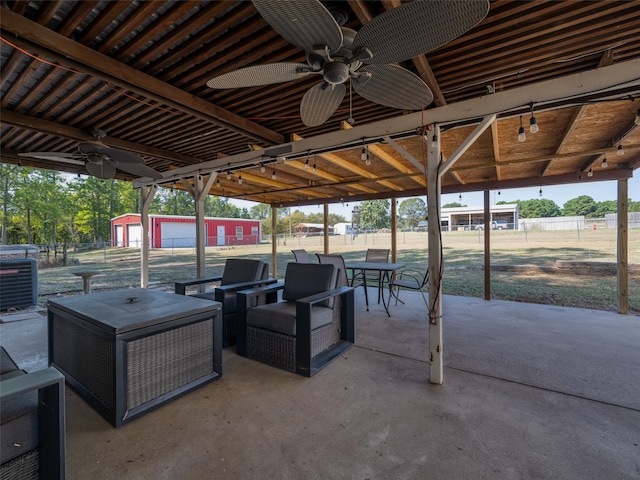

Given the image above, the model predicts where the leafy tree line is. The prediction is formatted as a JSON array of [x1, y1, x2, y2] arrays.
[[0, 165, 349, 245], [2, 165, 637, 245], [498, 195, 640, 218]]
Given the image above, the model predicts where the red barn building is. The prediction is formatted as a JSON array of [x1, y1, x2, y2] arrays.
[[111, 214, 261, 248]]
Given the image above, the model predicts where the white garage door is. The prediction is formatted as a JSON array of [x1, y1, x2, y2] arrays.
[[115, 224, 124, 246], [127, 224, 142, 247], [161, 222, 196, 248]]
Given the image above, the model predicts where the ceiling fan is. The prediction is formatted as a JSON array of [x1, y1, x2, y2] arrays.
[[206, 0, 489, 127], [18, 129, 163, 180]]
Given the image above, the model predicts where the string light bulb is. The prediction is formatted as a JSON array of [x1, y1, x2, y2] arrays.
[[529, 103, 539, 134], [216, 178, 220, 187], [237, 174, 242, 185], [602, 156, 608, 168], [313, 159, 317, 173], [539, 187, 542, 197], [617, 144, 624, 156], [587, 166, 593, 177], [271, 170, 277, 180], [304, 157, 309, 170], [635, 108, 640, 126], [260, 163, 266, 173], [518, 115, 526, 142], [226, 170, 231, 180]]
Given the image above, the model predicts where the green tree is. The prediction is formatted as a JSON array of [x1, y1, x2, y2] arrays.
[[71, 177, 124, 243], [398, 198, 427, 228], [517, 198, 561, 218], [443, 202, 466, 208], [629, 200, 640, 213], [0, 164, 23, 244], [250, 203, 272, 220], [205, 196, 245, 218], [593, 200, 617, 218], [562, 195, 597, 217], [359, 199, 390, 229]]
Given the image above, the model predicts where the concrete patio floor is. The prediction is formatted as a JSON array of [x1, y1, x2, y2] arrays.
[[1, 290, 639, 479]]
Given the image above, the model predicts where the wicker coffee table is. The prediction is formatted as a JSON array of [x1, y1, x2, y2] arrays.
[[47, 288, 222, 427]]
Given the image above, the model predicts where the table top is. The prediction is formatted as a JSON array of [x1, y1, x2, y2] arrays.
[[48, 288, 221, 334], [345, 262, 406, 271]]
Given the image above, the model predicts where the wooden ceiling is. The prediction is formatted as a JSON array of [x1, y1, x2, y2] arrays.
[[1, 0, 639, 208]]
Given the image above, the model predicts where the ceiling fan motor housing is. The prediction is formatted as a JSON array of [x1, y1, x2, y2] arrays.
[[324, 61, 350, 84]]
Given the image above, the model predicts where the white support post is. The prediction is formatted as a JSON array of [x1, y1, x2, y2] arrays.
[[140, 185, 156, 288], [427, 125, 443, 384]]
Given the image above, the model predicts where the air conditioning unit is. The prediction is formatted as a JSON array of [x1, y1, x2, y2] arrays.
[[0, 259, 38, 310]]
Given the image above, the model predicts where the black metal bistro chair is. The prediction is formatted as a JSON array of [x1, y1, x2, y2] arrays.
[[388, 268, 429, 308]]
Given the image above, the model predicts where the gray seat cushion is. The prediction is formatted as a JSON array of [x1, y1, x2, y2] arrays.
[[221, 259, 265, 285], [282, 263, 336, 308], [246, 301, 333, 336]]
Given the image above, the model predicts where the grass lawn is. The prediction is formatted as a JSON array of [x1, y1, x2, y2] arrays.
[[34, 229, 639, 315]]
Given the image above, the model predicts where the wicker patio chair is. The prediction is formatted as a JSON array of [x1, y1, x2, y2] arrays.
[[1, 347, 65, 480], [175, 258, 275, 347], [388, 268, 429, 308], [236, 262, 354, 377]]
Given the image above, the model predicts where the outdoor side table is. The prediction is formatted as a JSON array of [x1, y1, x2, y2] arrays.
[[47, 288, 222, 427], [72, 271, 101, 294]]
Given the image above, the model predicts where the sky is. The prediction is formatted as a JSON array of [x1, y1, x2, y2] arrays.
[[229, 176, 639, 220]]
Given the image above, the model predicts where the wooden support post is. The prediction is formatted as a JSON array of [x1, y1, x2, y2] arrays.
[[617, 178, 628, 314], [427, 125, 443, 384], [324, 203, 329, 254], [484, 189, 491, 300], [139, 185, 156, 288], [272, 206, 278, 279], [391, 197, 397, 263]]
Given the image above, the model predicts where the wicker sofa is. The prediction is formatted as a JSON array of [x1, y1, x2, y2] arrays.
[[236, 263, 354, 377], [175, 258, 275, 347], [0, 347, 65, 480]]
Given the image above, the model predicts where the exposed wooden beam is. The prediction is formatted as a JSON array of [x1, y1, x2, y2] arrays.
[[292, 132, 403, 192], [490, 122, 502, 181], [0, 109, 202, 166], [0, 8, 284, 145], [542, 105, 588, 176], [441, 115, 496, 176]]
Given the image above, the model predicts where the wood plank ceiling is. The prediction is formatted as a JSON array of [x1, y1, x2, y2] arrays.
[[1, 0, 639, 208]]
